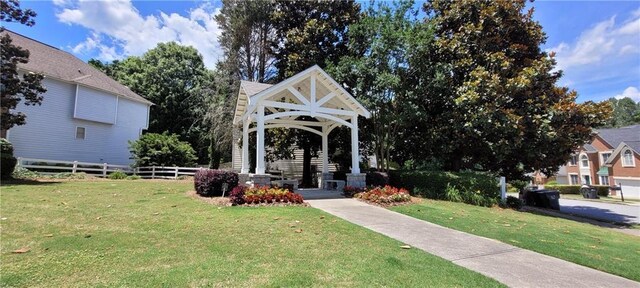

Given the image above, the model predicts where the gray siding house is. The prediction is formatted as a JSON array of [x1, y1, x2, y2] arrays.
[[3, 30, 152, 165]]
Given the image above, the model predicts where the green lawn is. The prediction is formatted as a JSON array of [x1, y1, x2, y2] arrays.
[[1, 180, 502, 287], [391, 200, 640, 282]]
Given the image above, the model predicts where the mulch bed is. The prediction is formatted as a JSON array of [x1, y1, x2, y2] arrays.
[[355, 196, 422, 208]]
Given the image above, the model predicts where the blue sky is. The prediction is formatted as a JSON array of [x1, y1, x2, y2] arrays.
[[4, 0, 640, 103]]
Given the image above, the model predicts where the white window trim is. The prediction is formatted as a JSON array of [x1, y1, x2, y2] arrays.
[[582, 174, 591, 185], [568, 173, 579, 185], [75, 126, 86, 140], [621, 149, 635, 167], [599, 175, 609, 186], [599, 151, 612, 166], [579, 153, 589, 168]]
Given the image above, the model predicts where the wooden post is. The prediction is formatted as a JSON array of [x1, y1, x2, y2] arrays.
[[619, 184, 624, 202], [151, 166, 156, 179], [102, 163, 108, 177], [72, 161, 78, 174]]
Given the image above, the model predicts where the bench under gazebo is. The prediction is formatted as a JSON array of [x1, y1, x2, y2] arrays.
[[232, 65, 370, 189]]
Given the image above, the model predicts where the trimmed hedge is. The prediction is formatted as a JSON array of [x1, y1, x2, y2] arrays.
[[544, 185, 609, 197], [194, 169, 239, 197], [366, 171, 389, 187], [389, 170, 500, 206]]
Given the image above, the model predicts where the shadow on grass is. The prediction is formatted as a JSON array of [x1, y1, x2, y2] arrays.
[[522, 206, 636, 229], [0, 178, 61, 186]]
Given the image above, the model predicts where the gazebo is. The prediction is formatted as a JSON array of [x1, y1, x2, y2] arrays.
[[233, 65, 371, 188]]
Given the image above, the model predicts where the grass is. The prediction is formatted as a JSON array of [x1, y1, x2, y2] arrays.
[[0, 180, 502, 287], [391, 199, 640, 282]]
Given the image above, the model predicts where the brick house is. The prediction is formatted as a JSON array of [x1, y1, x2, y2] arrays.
[[556, 125, 640, 199]]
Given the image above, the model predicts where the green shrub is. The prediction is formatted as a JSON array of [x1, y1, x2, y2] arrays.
[[108, 170, 128, 180], [509, 180, 529, 193], [129, 133, 197, 167], [12, 167, 40, 179], [126, 175, 141, 180], [546, 180, 558, 185], [544, 185, 609, 196], [501, 196, 524, 210], [389, 170, 499, 207], [1, 138, 17, 179]]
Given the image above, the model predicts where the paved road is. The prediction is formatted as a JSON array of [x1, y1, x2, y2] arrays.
[[559, 198, 640, 224], [306, 196, 639, 288]]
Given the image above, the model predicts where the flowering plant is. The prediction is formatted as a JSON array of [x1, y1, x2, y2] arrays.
[[229, 186, 304, 205], [355, 185, 411, 204]]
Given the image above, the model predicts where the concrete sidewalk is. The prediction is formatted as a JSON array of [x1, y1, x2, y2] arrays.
[[308, 198, 639, 288]]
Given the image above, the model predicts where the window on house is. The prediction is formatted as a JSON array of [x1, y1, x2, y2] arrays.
[[580, 155, 589, 167], [601, 152, 611, 164], [569, 155, 578, 166], [582, 175, 591, 185], [622, 149, 635, 167], [570, 175, 579, 185], [599, 176, 609, 186], [75, 127, 86, 139]]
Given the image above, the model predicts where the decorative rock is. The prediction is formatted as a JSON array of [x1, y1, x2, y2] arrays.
[[346, 173, 366, 188], [250, 174, 271, 187]]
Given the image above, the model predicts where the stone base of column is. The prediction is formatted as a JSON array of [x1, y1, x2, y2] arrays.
[[238, 173, 251, 187], [250, 174, 271, 188], [346, 173, 366, 188], [318, 172, 334, 189]]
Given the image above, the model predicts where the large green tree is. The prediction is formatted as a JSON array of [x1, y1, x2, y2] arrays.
[[331, 0, 424, 172], [90, 43, 211, 162], [603, 97, 639, 128], [414, 0, 611, 179], [269, 0, 361, 186], [1, 0, 46, 132]]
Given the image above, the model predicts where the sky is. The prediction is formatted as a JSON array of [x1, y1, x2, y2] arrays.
[[3, 0, 640, 103]]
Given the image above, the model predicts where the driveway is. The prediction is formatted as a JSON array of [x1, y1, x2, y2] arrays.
[[559, 198, 640, 224]]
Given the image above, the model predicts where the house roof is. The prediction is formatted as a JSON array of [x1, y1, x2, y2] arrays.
[[2, 30, 152, 105], [605, 141, 640, 166], [594, 125, 640, 149], [582, 143, 598, 153], [233, 65, 371, 125]]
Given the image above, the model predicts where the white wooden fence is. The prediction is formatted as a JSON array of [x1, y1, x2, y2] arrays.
[[15, 157, 205, 179]]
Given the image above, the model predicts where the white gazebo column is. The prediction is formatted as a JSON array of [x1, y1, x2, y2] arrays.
[[240, 120, 250, 174], [319, 126, 333, 188], [251, 105, 270, 187], [347, 116, 365, 188], [255, 105, 266, 174]]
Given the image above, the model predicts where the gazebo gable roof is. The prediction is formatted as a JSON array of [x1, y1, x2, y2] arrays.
[[233, 65, 370, 125]]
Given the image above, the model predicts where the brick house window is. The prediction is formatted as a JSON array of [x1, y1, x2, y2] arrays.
[[622, 149, 635, 167], [569, 155, 578, 166], [580, 155, 589, 167], [570, 175, 579, 185], [599, 176, 609, 186]]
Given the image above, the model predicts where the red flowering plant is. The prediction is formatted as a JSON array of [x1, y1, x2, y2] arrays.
[[355, 185, 411, 205], [230, 185, 304, 206]]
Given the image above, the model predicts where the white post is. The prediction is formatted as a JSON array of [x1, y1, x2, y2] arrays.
[[72, 161, 78, 173], [241, 120, 250, 174], [102, 163, 108, 177], [350, 116, 360, 174], [255, 105, 266, 174], [310, 74, 316, 104], [174, 167, 179, 179], [16, 157, 21, 168], [500, 176, 506, 201], [322, 126, 329, 173], [151, 166, 156, 179]]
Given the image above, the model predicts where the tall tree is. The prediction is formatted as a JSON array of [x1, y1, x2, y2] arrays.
[[603, 97, 639, 127], [1, 0, 46, 132], [332, 0, 422, 172], [90, 43, 211, 162], [418, 0, 611, 179], [270, 0, 361, 186], [216, 0, 276, 83]]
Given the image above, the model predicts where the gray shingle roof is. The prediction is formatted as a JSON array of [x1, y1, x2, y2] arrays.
[[240, 80, 272, 97], [582, 143, 597, 152], [595, 125, 640, 148], [3, 30, 152, 105]]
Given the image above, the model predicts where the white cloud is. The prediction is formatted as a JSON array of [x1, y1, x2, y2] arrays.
[[55, 0, 222, 68], [549, 12, 640, 70], [615, 87, 640, 102]]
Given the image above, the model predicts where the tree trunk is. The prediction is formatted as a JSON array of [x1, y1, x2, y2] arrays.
[[302, 143, 312, 188], [208, 136, 221, 169]]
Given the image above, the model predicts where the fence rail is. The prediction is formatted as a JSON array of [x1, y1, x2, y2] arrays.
[[15, 157, 206, 179]]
